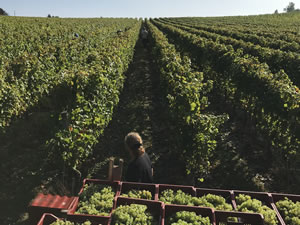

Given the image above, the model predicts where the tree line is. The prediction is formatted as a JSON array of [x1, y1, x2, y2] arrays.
[[0, 8, 8, 16]]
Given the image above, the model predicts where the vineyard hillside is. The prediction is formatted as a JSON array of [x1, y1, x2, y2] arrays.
[[0, 13, 299, 224]]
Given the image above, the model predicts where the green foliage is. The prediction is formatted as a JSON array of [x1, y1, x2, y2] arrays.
[[121, 189, 153, 200], [276, 197, 300, 225], [44, 19, 141, 169], [284, 2, 296, 13], [0, 16, 141, 170], [159, 18, 300, 88], [236, 194, 278, 225], [147, 20, 228, 179], [151, 18, 300, 183], [111, 204, 158, 225], [166, 211, 211, 225], [75, 184, 115, 216], [0, 8, 8, 15]]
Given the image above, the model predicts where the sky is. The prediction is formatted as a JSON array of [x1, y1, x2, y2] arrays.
[[1, 0, 299, 18]]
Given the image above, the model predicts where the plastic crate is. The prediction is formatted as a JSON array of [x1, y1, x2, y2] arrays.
[[196, 188, 236, 210], [28, 194, 77, 225], [68, 196, 114, 221], [78, 179, 120, 196], [37, 213, 58, 225], [233, 190, 284, 225], [215, 210, 264, 225], [111, 196, 164, 225], [119, 181, 158, 200], [271, 192, 300, 225], [162, 204, 216, 225], [37, 213, 110, 225], [68, 179, 120, 220], [271, 192, 300, 203], [157, 183, 196, 203]]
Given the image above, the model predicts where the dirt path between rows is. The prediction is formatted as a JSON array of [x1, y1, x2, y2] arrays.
[[85, 38, 188, 185]]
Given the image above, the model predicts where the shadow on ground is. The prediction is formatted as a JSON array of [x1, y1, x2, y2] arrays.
[[83, 38, 188, 185]]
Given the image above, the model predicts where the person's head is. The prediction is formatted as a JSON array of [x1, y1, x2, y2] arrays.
[[124, 132, 145, 158]]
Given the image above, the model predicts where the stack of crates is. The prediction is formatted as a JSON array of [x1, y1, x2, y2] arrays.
[[30, 179, 300, 225]]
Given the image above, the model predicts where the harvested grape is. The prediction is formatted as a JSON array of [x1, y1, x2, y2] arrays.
[[236, 194, 278, 225], [111, 204, 158, 225], [50, 220, 91, 225], [75, 184, 115, 216], [166, 210, 211, 225], [121, 189, 152, 200], [276, 197, 300, 225]]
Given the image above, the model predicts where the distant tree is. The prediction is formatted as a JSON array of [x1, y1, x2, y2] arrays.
[[284, 2, 295, 12], [274, 9, 279, 14], [47, 14, 51, 18], [0, 8, 9, 16]]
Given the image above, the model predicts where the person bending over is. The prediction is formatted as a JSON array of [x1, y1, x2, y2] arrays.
[[124, 132, 153, 183]]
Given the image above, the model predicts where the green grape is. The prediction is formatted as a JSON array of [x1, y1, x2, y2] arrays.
[[79, 184, 104, 202], [160, 189, 233, 212], [121, 189, 153, 200], [111, 204, 158, 225], [76, 184, 115, 216], [166, 211, 211, 225], [159, 189, 193, 205], [276, 198, 300, 225], [235, 194, 251, 205], [50, 219, 92, 225], [159, 189, 176, 204], [191, 194, 233, 211], [236, 194, 278, 225]]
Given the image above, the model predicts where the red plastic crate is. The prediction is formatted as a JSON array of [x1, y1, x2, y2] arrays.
[[233, 190, 284, 225], [37, 213, 110, 225], [157, 183, 196, 203], [78, 179, 120, 196], [111, 196, 164, 225], [271, 192, 300, 225], [37, 213, 58, 225], [215, 210, 264, 225], [196, 188, 236, 210], [28, 194, 77, 225], [67, 196, 113, 223], [271, 192, 300, 203], [68, 179, 120, 220], [162, 204, 216, 225], [119, 181, 158, 200]]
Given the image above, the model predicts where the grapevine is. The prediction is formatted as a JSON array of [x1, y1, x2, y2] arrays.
[[148, 20, 228, 181], [150, 18, 300, 187]]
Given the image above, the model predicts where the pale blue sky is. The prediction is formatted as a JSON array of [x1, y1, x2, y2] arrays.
[[1, 0, 298, 18]]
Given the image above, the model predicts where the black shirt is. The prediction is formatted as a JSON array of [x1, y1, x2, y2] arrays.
[[126, 152, 153, 183]]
